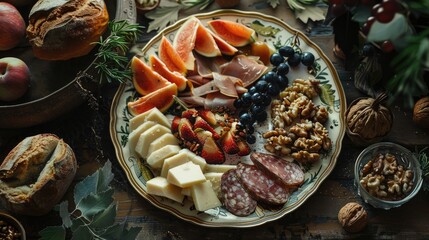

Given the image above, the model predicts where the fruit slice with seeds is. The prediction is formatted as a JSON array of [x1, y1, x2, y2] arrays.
[[173, 16, 199, 71], [159, 36, 187, 76], [150, 55, 188, 91], [131, 56, 171, 96], [128, 83, 178, 115], [194, 23, 222, 57], [208, 19, 256, 47]]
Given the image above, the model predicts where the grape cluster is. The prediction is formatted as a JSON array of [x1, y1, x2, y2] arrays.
[[234, 46, 315, 144]]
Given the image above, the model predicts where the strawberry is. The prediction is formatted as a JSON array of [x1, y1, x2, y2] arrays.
[[236, 140, 251, 156], [220, 130, 239, 154], [200, 136, 225, 164], [181, 108, 199, 123], [194, 128, 212, 145], [178, 118, 198, 142], [193, 116, 221, 140], [171, 116, 181, 134], [198, 109, 218, 126]]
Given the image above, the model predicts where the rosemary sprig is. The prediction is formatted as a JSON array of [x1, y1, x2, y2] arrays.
[[93, 20, 143, 84]]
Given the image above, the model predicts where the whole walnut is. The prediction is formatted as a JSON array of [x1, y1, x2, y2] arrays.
[[346, 93, 393, 146], [413, 96, 429, 129], [338, 202, 368, 233]]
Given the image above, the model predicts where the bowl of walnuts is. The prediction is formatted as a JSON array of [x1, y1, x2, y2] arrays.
[[354, 142, 423, 209]]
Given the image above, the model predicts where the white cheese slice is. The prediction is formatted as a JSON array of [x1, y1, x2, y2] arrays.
[[144, 108, 171, 128], [205, 164, 237, 173], [128, 121, 157, 156], [167, 161, 206, 188], [135, 125, 171, 159], [160, 151, 192, 177], [181, 187, 192, 197], [203, 172, 224, 199], [146, 177, 184, 203], [146, 145, 181, 169], [191, 180, 221, 212], [179, 148, 207, 172], [129, 108, 156, 132], [147, 133, 179, 158]]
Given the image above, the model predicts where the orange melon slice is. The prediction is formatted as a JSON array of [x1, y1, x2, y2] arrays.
[[128, 83, 178, 115], [207, 19, 256, 47], [131, 56, 171, 96], [194, 23, 222, 57], [173, 16, 199, 71], [159, 36, 187, 76], [149, 55, 188, 91]]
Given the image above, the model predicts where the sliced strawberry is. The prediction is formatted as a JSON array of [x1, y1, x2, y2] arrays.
[[220, 130, 239, 155], [171, 116, 181, 134], [198, 109, 217, 126], [181, 108, 199, 123], [236, 140, 251, 156], [194, 128, 212, 145], [178, 118, 198, 142], [193, 116, 221, 140], [200, 136, 225, 164]]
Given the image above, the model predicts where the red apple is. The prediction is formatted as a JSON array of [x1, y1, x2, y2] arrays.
[[0, 2, 26, 51], [0, 57, 31, 102]]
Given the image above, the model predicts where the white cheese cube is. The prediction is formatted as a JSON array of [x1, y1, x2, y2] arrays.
[[129, 108, 154, 132], [146, 145, 181, 169], [203, 172, 224, 199], [181, 187, 192, 197], [147, 133, 179, 158], [191, 180, 221, 212], [205, 164, 237, 173], [160, 151, 192, 177], [144, 108, 171, 128], [135, 125, 171, 159], [179, 148, 207, 172], [146, 177, 184, 203], [167, 162, 206, 188], [128, 121, 156, 156]]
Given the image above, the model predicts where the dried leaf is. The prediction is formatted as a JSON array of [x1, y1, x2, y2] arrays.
[[294, 5, 325, 23], [145, 5, 182, 32]]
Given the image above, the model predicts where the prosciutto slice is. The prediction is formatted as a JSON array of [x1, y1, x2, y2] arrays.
[[220, 54, 267, 87]]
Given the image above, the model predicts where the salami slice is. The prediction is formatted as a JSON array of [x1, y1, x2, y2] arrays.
[[235, 163, 289, 205], [221, 169, 257, 217], [250, 152, 305, 187]]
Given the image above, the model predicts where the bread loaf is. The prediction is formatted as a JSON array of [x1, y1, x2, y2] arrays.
[[26, 0, 109, 60], [0, 134, 77, 216]]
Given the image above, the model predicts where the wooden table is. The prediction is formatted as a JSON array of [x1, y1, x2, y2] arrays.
[[1, 1, 429, 239]]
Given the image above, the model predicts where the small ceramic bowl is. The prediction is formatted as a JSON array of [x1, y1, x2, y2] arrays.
[[0, 211, 26, 240], [354, 142, 423, 209]]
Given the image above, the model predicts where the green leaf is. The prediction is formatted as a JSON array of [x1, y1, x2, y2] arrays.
[[39, 226, 66, 240], [145, 6, 182, 32], [71, 226, 93, 240], [267, 0, 280, 8], [74, 170, 98, 205], [76, 188, 114, 220], [97, 160, 114, 193], [90, 203, 117, 230], [319, 83, 336, 107], [250, 20, 281, 37], [367, 13, 410, 42], [59, 201, 72, 228], [294, 5, 325, 24]]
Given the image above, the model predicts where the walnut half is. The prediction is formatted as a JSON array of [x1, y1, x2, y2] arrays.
[[338, 202, 368, 233]]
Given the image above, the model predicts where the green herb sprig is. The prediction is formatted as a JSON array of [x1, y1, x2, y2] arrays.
[[39, 161, 141, 240]]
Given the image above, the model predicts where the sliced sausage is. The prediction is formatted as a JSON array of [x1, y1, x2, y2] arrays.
[[221, 169, 257, 217], [235, 163, 289, 205], [250, 152, 305, 188]]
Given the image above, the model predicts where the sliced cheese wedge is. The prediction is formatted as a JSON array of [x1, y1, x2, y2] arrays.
[[129, 107, 155, 132], [146, 145, 181, 169], [160, 151, 192, 177], [135, 124, 171, 159], [191, 180, 221, 212], [203, 172, 223, 199], [179, 148, 207, 172], [167, 161, 206, 188], [147, 177, 184, 203], [128, 121, 157, 156], [181, 187, 192, 197], [145, 108, 170, 128], [147, 133, 179, 158], [205, 164, 237, 173]]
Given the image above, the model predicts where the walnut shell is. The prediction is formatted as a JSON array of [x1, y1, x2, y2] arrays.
[[338, 202, 368, 233], [413, 96, 429, 128], [346, 93, 393, 146]]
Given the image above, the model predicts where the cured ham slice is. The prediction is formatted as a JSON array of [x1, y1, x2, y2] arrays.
[[220, 55, 267, 87]]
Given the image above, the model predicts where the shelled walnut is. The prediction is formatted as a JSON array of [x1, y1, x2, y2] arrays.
[[338, 202, 367, 233]]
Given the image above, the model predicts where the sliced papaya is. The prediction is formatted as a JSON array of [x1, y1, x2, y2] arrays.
[[131, 56, 171, 96], [173, 16, 199, 71], [149, 55, 188, 91], [207, 19, 256, 47], [159, 36, 187, 76], [128, 83, 178, 115], [194, 23, 222, 57], [210, 30, 238, 56]]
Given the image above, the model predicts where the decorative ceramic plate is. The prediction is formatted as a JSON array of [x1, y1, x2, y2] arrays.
[[110, 9, 346, 227]]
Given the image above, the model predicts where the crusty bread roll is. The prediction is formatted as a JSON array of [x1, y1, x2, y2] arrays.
[[26, 0, 109, 60], [0, 134, 77, 216]]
